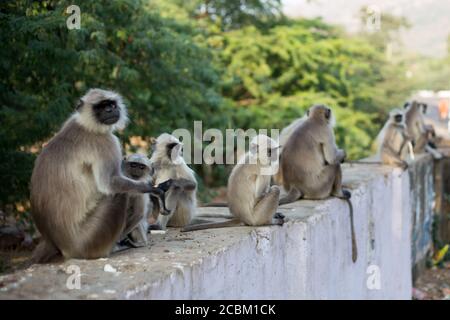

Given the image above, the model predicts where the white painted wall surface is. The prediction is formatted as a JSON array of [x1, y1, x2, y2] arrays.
[[1, 156, 426, 300]]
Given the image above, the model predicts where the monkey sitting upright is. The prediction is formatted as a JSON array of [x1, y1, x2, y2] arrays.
[[404, 101, 442, 159], [273, 115, 307, 186], [30, 89, 166, 263], [150, 133, 198, 230], [279, 104, 357, 262], [182, 134, 284, 232], [120, 154, 168, 248], [377, 109, 413, 169]]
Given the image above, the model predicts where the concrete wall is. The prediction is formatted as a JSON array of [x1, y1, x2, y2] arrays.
[[0, 155, 436, 300]]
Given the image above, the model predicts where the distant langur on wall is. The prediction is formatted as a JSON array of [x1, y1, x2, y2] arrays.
[[182, 134, 284, 232], [278, 104, 357, 262], [377, 109, 413, 169], [404, 101, 442, 159], [150, 133, 198, 230], [30, 89, 167, 263]]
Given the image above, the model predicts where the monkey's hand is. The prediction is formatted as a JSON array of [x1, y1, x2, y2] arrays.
[[337, 149, 347, 164], [157, 179, 174, 192], [401, 161, 408, 170], [173, 178, 197, 191]]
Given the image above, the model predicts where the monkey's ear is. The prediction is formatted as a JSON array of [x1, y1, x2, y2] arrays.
[[149, 137, 157, 152], [403, 102, 410, 109], [76, 99, 84, 110]]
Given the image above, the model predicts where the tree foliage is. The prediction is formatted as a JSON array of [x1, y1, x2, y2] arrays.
[[0, 0, 423, 218], [0, 0, 226, 209]]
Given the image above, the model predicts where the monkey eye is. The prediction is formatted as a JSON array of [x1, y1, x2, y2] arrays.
[[130, 162, 138, 168], [139, 164, 146, 170]]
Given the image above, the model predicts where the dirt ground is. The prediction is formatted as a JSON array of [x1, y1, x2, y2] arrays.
[[414, 262, 450, 300]]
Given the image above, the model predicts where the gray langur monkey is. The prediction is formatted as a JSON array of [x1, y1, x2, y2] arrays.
[[404, 101, 442, 159], [273, 115, 307, 186], [150, 133, 198, 230], [30, 89, 165, 263], [120, 153, 164, 247], [182, 134, 284, 232], [377, 109, 413, 169], [279, 104, 357, 262]]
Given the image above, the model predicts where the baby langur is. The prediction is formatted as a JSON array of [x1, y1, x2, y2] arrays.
[[150, 133, 198, 230], [120, 154, 172, 248], [378, 109, 413, 169], [30, 89, 166, 263], [279, 104, 357, 262], [182, 134, 284, 232]]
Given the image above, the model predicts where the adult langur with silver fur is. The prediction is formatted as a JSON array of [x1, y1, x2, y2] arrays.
[[30, 89, 165, 263], [404, 101, 442, 159], [377, 109, 413, 169], [182, 134, 284, 232], [150, 133, 197, 230], [279, 104, 357, 262]]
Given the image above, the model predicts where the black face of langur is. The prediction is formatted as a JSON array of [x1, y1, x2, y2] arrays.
[[124, 161, 151, 180], [420, 103, 428, 114], [89, 99, 121, 125], [394, 114, 403, 124]]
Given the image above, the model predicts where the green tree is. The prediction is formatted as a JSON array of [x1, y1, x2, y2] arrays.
[[0, 0, 227, 213]]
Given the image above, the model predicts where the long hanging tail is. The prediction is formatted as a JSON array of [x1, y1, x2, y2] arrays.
[[345, 198, 358, 263]]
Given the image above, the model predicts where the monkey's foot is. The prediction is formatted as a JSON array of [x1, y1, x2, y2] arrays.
[[274, 212, 285, 220], [272, 218, 285, 226], [118, 236, 146, 249], [148, 222, 163, 231], [401, 161, 409, 170], [340, 189, 351, 200]]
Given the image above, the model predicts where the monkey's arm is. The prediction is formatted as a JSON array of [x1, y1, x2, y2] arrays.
[[110, 175, 158, 194], [321, 142, 344, 165], [174, 178, 197, 191], [320, 129, 345, 165], [93, 162, 155, 194]]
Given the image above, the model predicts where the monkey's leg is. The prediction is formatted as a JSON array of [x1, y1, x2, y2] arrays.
[[279, 187, 303, 205], [157, 186, 182, 229], [245, 185, 282, 226], [62, 194, 129, 259], [425, 144, 443, 160], [121, 199, 145, 239], [30, 238, 61, 264], [330, 164, 349, 199], [382, 148, 408, 169], [413, 133, 428, 153]]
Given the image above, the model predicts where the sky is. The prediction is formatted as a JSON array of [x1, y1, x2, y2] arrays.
[[282, 0, 450, 57]]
